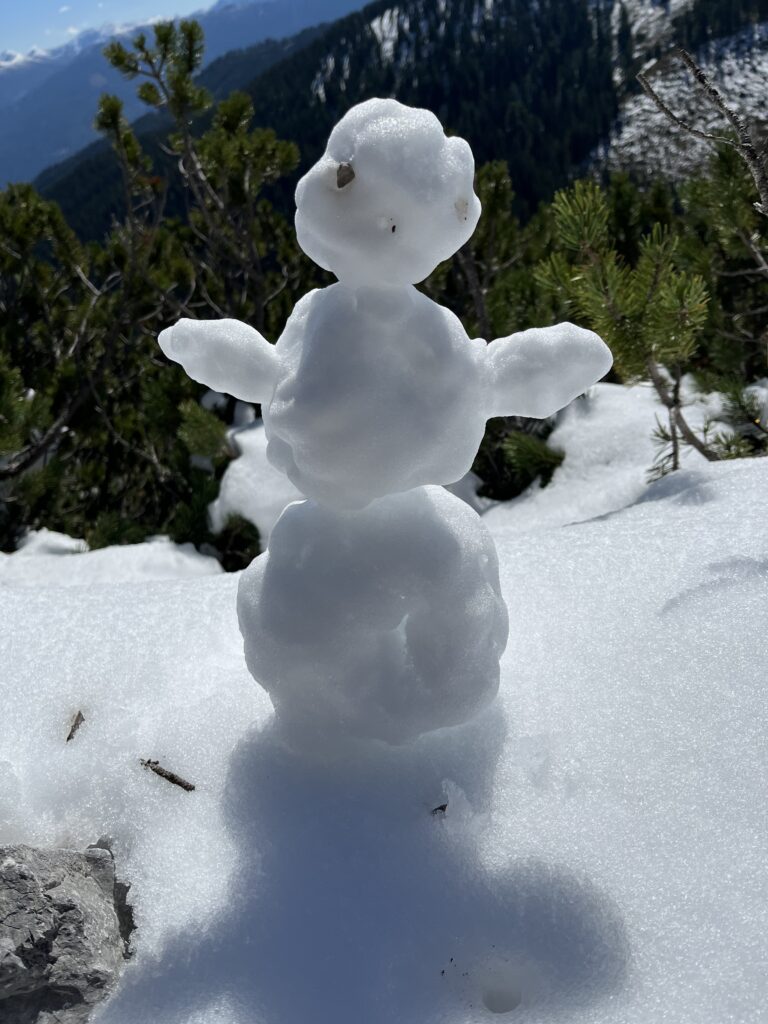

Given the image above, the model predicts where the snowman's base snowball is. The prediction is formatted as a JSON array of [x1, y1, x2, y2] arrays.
[[237, 485, 508, 750]]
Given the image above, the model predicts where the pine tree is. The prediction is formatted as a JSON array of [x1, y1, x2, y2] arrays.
[[0, 20, 310, 563], [536, 179, 715, 474]]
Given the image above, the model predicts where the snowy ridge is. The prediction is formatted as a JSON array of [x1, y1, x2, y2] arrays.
[[0, 23, 155, 77], [608, 22, 768, 179], [0, 48, 49, 71], [0, 530, 222, 588]]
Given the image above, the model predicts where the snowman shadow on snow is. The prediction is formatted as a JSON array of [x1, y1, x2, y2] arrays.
[[211, 712, 629, 1024], [97, 710, 628, 1024]]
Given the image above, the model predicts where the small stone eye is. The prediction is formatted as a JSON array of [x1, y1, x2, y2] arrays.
[[337, 163, 355, 188]]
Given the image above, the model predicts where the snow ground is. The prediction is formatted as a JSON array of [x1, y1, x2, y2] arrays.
[[483, 379, 718, 532], [1, 385, 766, 1023], [0, 530, 222, 587], [209, 422, 303, 545]]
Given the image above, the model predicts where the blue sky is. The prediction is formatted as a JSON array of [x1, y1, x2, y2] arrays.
[[1, 1, 212, 55]]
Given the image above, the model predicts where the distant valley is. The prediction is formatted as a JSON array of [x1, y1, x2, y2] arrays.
[[0, 0, 367, 185]]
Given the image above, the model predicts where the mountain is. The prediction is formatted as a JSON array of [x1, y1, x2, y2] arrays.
[[0, 30, 117, 111], [0, 0, 367, 186], [33, 0, 768, 241], [32, 25, 328, 206], [38, 0, 618, 238]]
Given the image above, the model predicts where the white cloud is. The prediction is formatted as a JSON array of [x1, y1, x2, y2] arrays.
[[66, 26, 78, 35], [59, 4, 71, 12]]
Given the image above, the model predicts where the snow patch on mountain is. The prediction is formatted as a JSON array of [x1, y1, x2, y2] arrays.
[[608, 22, 768, 180], [611, 0, 693, 59]]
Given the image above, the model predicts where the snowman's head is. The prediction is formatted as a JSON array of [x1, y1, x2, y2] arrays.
[[295, 98, 481, 287]]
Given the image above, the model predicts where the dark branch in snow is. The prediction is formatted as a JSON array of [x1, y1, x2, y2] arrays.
[[140, 759, 196, 792], [66, 710, 85, 743]]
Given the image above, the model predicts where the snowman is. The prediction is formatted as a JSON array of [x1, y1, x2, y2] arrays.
[[159, 98, 612, 751]]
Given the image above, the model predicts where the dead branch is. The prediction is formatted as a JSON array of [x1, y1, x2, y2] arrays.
[[66, 710, 85, 743], [637, 49, 768, 218], [140, 759, 196, 792], [645, 358, 722, 461]]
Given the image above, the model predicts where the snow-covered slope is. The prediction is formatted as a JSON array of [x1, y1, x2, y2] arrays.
[[484, 379, 720, 532], [611, 0, 693, 58], [608, 22, 768, 180], [1, 387, 765, 1023]]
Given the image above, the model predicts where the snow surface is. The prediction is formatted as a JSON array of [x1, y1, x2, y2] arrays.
[[1, 389, 766, 1022], [0, 530, 221, 588], [483, 379, 717, 533], [208, 422, 303, 544], [237, 485, 508, 749]]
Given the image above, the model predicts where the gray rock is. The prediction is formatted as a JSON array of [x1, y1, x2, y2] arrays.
[[0, 844, 131, 1023]]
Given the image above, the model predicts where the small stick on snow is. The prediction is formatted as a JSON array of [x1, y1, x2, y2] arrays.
[[431, 802, 448, 816], [66, 710, 85, 743], [140, 759, 196, 792]]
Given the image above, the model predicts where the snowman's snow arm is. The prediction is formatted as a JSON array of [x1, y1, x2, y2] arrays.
[[158, 318, 280, 404], [483, 322, 613, 419]]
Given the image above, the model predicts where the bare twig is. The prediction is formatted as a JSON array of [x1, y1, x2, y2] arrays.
[[140, 758, 196, 792], [637, 72, 735, 147], [456, 244, 492, 339], [66, 710, 85, 743], [637, 49, 768, 217]]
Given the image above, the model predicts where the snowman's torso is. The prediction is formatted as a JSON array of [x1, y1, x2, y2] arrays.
[[264, 283, 488, 509]]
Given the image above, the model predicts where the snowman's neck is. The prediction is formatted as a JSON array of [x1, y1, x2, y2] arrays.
[[333, 282, 419, 319]]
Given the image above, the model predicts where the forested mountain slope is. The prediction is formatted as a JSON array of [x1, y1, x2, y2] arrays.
[[39, 0, 617, 238], [34, 0, 768, 240]]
